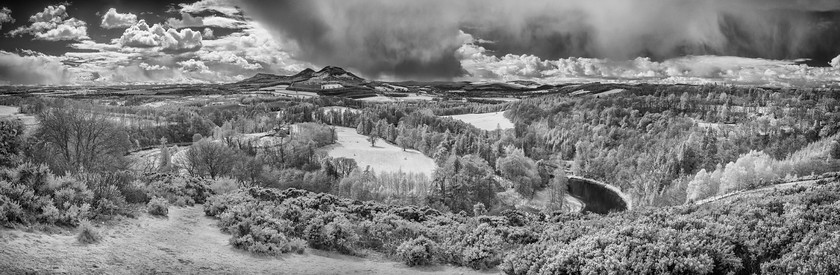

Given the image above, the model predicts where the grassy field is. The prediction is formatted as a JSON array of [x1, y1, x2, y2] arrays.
[[446, 111, 514, 131], [322, 127, 437, 176]]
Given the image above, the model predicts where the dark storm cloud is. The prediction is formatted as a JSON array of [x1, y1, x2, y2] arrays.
[[236, 0, 468, 79], [238, 0, 840, 79]]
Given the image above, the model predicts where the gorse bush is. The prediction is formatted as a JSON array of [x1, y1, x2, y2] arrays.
[[204, 180, 840, 273], [144, 173, 213, 206], [0, 119, 24, 168], [397, 236, 437, 266], [205, 187, 540, 269], [147, 197, 169, 217], [0, 162, 212, 227], [76, 219, 101, 244]]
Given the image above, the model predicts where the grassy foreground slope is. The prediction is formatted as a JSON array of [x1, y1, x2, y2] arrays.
[[0, 206, 484, 275], [204, 174, 840, 274]]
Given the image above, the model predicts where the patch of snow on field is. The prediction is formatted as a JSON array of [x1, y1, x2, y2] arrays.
[[447, 111, 514, 131], [323, 127, 437, 176]]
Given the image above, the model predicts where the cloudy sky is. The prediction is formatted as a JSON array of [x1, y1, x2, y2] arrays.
[[2, 0, 840, 86]]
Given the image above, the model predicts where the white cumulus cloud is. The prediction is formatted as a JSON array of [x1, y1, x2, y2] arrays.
[[456, 36, 840, 87], [178, 59, 210, 73], [0, 7, 14, 30], [9, 5, 88, 41], [177, 0, 241, 17], [119, 20, 202, 52], [202, 28, 214, 39], [100, 8, 137, 29]]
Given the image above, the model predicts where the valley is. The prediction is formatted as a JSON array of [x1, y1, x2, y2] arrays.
[[1, 65, 839, 274]]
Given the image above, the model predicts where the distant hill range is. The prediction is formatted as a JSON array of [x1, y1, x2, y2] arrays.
[[231, 66, 367, 90], [230, 65, 652, 101]]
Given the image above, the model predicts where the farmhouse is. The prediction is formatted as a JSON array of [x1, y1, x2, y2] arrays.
[[321, 82, 343, 90]]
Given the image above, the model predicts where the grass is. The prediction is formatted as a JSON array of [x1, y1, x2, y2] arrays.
[[446, 111, 514, 131], [323, 127, 437, 176]]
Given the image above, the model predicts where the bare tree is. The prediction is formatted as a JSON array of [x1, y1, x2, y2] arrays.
[[183, 139, 237, 179], [34, 108, 131, 174]]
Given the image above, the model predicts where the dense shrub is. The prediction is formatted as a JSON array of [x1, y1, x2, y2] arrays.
[[144, 173, 213, 206], [205, 180, 840, 273], [204, 187, 509, 261], [397, 236, 437, 266], [0, 119, 24, 167], [147, 197, 169, 217]]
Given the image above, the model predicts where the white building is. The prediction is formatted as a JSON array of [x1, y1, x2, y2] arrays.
[[321, 83, 343, 90]]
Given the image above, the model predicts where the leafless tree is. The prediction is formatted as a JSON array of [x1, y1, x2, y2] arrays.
[[34, 108, 131, 174]]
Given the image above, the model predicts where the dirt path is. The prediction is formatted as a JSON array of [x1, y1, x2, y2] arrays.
[[0, 207, 490, 275]]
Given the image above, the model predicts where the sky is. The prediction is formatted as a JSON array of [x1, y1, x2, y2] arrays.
[[1, 0, 840, 87]]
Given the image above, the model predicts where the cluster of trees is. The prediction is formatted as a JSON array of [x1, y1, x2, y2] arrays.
[[687, 135, 840, 202], [494, 84, 840, 207]]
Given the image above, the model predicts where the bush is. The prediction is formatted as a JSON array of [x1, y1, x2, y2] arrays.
[[145, 173, 214, 206], [397, 236, 437, 266], [305, 212, 359, 254], [0, 119, 24, 168], [147, 197, 169, 217], [203, 184, 840, 272], [209, 177, 239, 194], [76, 219, 101, 244]]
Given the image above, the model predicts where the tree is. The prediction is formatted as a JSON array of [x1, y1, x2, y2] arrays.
[[431, 154, 497, 213], [233, 155, 263, 187], [192, 133, 203, 142], [685, 169, 717, 203], [331, 157, 358, 178], [495, 146, 540, 198], [367, 134, 378, 147], [184, 139, 237, 179], [546, 167, 568, 213], [831, 140, 840, 160], [158, 138, 172, 173], [396, 135, 408, 151], [34, 108, 131, 174]]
